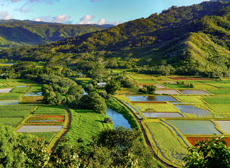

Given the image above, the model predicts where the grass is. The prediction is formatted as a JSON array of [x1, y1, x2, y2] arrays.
[[22, 96, 43, 103], [176, 96, 202, 103], [6, 82, 28, 86], [0, 79, 8, 83], [0, 117, 23, 127], [32, 105, 66, 114], [75, 78, 91, 85], [146, 122, 188, 166], [164, 84, 190, 89], [136, 79, 157, 84], [28, 85, 41, 92], [134, 103, 180, 112], [209, 84, 230, 88], [207, 104, 230, 113], [207, 89, 230, 95], [59, 108, 113, 148], [0, 104, 35, 117], [194, 84, 217, 90], [203, 96, 230, 104], [21, 132, 56, 143]]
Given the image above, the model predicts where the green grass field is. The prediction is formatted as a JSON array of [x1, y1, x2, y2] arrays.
[[164, 84, 190, 89], [0, 117, 23, 127], [32, 105, 66, 114], [136, 79, 157, 84], [21, 132, 56, 142], [194, 84, 217, 90], [207, 104, 230, 113], [176, 96, 202, 103], [146, 122, 188, 166], [28, 85, 41, 92], [207, 89, 230, 95], [203, 96, 230, 104], [134, 103, 180, 112], [60, 109, 113, 148]]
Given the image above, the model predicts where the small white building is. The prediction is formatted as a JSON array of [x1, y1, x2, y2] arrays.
[[97, 82, 106, 87]]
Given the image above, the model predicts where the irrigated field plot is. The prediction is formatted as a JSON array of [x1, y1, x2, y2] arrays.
[[146, 122, 188, 166], [0, 88, 12, 93], [155, 89, 180, 94], [21, 132, 56, 142], [207, 89, 230, 95], [0, 87, 28, 99], [187, 137, 230, 147], [142, 112, 183, 118], [174, 105, 210, 117], [164, 84, 190, 89], [0, 117, 23, 127], [179, 90, 210, 95], [215, 121, 230, 134], [0, 100, 19, 105], [207, 104, 230, 113], [28, 85, 41, 92], [60, 109, 113, 148], [134, 103, 180, 112], [176, 96, 202, 103], [16, 125, 63, 132], [33, 105, 66, 115], [203, 96, 230, 104], [166, 120, 221, 135], [126, 95, 177, 102]]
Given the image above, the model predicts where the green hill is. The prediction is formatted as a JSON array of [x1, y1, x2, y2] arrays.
[[0, 20, 106, 49], [2, 1, 230, 77]]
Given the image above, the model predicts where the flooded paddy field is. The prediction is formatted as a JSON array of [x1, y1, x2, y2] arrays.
[[16, 125, 63, 132]]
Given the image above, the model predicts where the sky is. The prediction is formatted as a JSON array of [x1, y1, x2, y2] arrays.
[[0, 0, 210, 25]]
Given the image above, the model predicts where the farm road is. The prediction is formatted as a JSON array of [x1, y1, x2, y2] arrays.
[[50, 103, 71, 152], [119, 101, 174, 168]]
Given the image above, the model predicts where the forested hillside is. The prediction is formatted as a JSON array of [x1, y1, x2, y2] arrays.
[[2, 1, 230, 77], [0, 20, 105, 49]]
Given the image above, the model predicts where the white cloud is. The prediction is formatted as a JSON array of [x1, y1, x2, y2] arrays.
[[78, 15, 120, 25], [0, 12, 12, 20], [34, 14, 71, 23], [53, 15, 70, 23], [78, 15, 94, 24]]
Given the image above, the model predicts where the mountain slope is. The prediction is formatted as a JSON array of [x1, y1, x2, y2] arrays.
[[2, 1, 230, 76], [0, 20, 106, 49]]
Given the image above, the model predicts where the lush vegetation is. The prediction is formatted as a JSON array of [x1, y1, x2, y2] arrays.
[[183, 136, 230, 168], [0, 20, 106, 49], [146, 122, 189, 166]]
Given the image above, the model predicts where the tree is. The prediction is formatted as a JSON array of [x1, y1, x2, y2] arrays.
[[183, 136, 230, 168], [105, 80, 121, 95], [68, 85, 84, 95]]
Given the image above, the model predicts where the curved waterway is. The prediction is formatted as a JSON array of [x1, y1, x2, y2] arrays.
[[106, 107, 131, 129]]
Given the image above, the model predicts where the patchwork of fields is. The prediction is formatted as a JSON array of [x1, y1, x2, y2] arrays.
[[118, 74, 230, 167]]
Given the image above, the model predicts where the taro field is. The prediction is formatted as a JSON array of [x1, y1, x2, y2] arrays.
[[0, 78, 67, 147], [116, 74, 230, 167]]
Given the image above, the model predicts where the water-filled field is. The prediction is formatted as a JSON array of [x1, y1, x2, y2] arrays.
[[155, 89, 180, 94], [24, 92, 43, 96], [0, 100, 19, 105], [166, 120, 221, 135], [179, 90, 210, 95], [174, 105, 210, 117], [126, 95, 177, 101], [215, 121, 230, 134], [142, 112, 183, 118], [0, 88, 12, 93], [17, 125, 63, 132]]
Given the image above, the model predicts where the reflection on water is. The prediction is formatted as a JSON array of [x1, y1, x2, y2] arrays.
[[142, 112, 183, 118], [24, 92, 43, 96], [174, 105, 210, 117], [126, 95, 177, 102], [106, 107, 131, 129], [179, 90, 210, 95], [0, 100, 19, 105]]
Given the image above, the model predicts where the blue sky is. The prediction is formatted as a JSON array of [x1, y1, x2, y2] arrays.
[[0, 0, 209, 25]]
